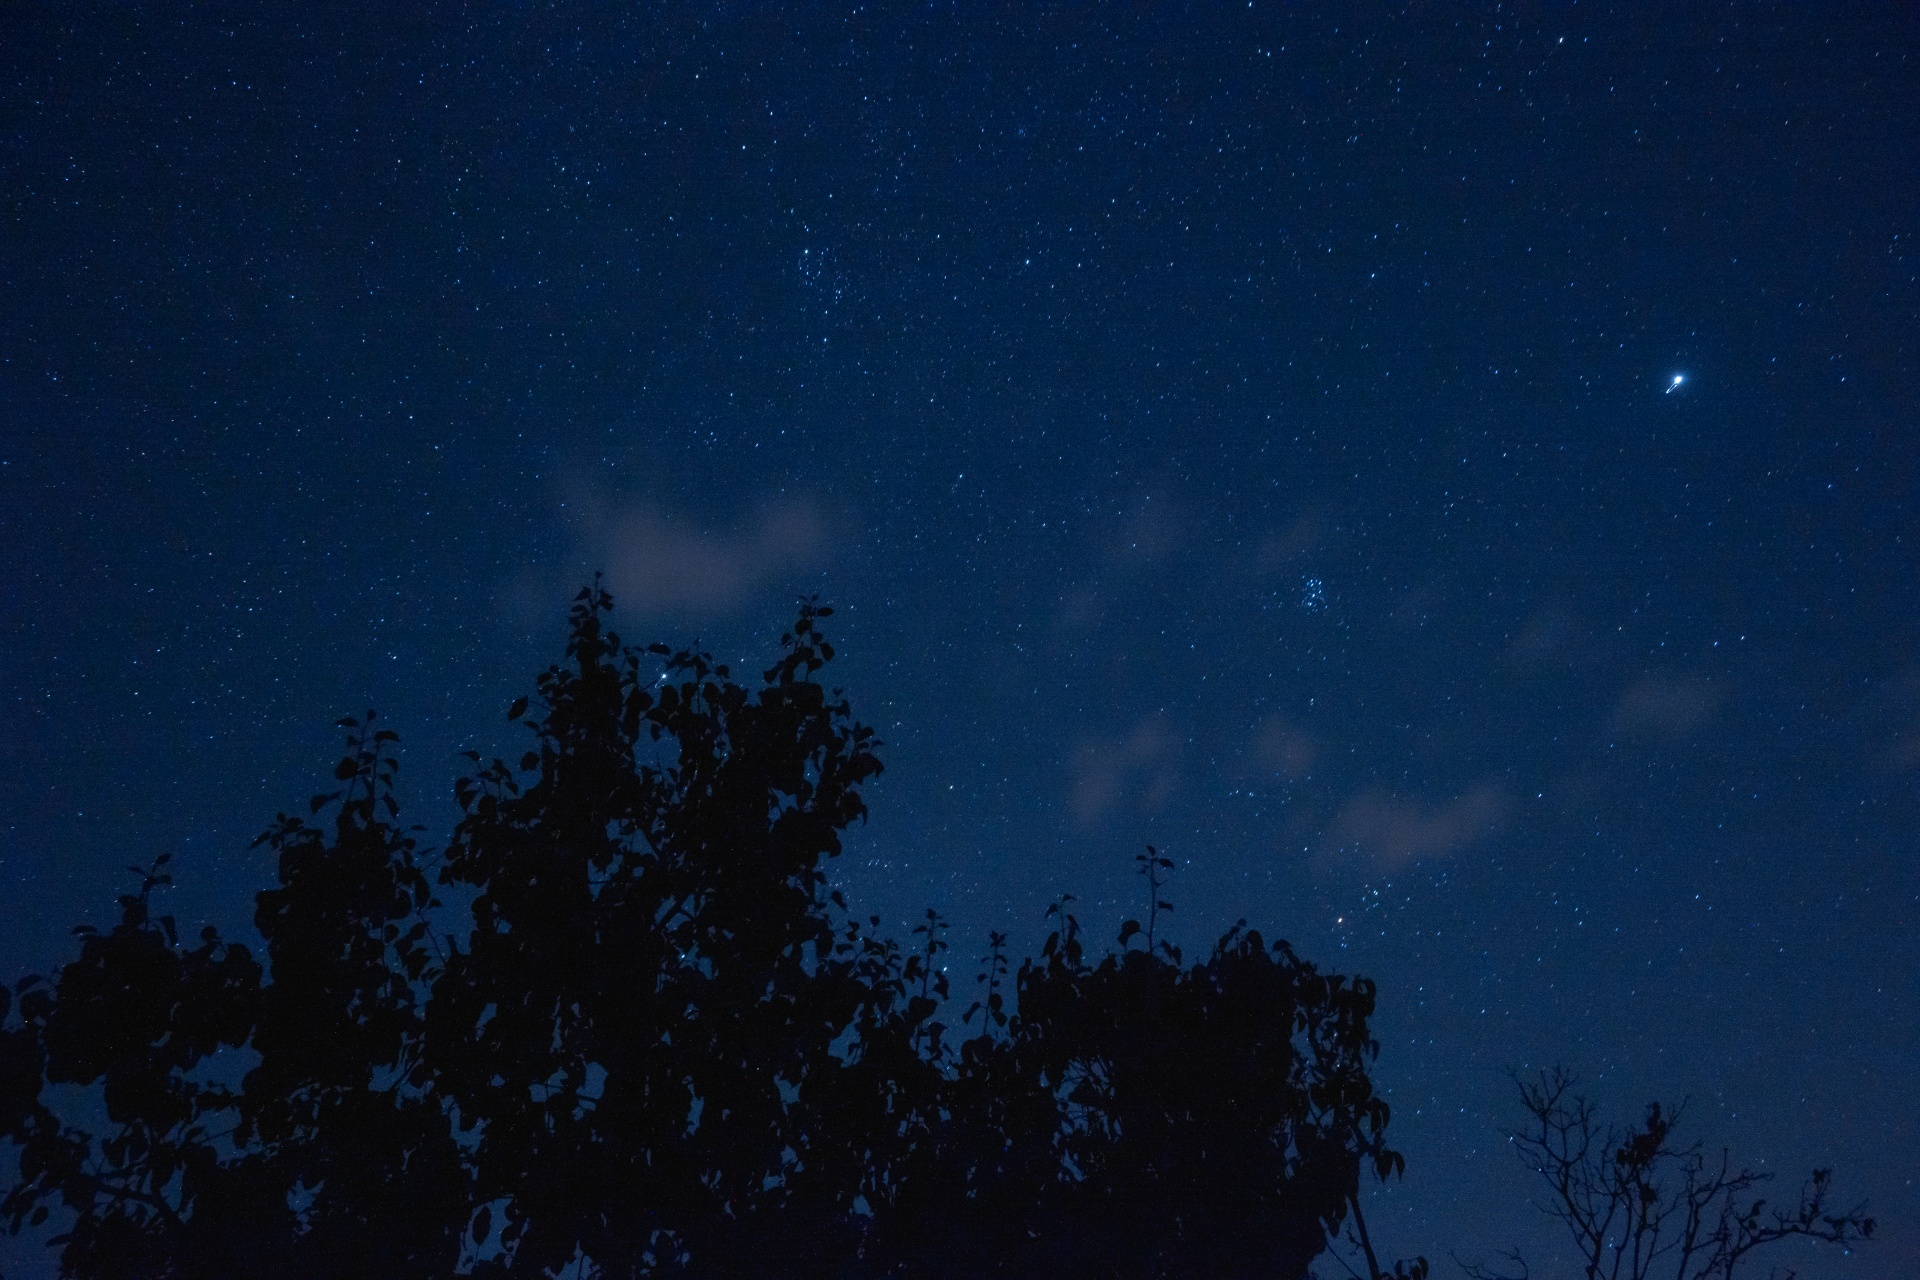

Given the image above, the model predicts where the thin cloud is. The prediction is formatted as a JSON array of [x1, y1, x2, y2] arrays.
[[1331, 783, 1507, 870], [1511, 603, 1584, 666], [1254, 716, 1318, 781], [1612, 675, 1721, 738], [1254, 508, 1326, 574], [1103, 493, 1182, 569], [603, 501, 826, 616], [1050, 581, 1106, 638], [1866, 668, 1920, 773], [1069, 717, 1182, 826]]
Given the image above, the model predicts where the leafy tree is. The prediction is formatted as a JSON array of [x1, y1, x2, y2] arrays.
[[245, 713, 469, 1276], [0, 853, 263, 1276], [0, 716, 465, 1280], [425, 587, 885, 1275], [1461, 1067, 1873, 1280], [0, 584, 1421, 1279]]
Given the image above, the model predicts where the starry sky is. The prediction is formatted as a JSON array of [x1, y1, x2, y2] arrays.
[[3, 3, 1917, 1274]]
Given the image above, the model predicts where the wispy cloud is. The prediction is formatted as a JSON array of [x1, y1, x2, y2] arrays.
[[1254, 715, 1318, 781], [1511, 603, 1586, 666], [1866, 668, 1920, 773], [1254, 508, 1327, 573], [1330, 783, 1507, 869], [1611, 675, 1721, 738], [601, 501, 826, 617], [1069, 717, 1182, 826], [1048, 494, 1184, 638], [1102, 493, 1183, 569]]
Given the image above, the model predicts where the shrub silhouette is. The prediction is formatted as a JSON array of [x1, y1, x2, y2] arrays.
[[1, 585, 1417, 1279]]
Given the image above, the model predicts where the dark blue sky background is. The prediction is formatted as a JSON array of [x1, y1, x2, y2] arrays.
[[3, 3, 1916, 1274]]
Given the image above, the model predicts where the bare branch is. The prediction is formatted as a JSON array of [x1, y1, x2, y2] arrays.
[[1487, 1068, 1873, 1280], [1454, 1245, 1529, 1280]]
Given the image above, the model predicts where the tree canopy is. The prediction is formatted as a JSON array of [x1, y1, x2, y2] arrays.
[[1, 585, 1418, 1279]]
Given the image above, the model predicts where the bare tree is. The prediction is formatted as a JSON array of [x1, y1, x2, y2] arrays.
[[1461, 1068, 1873, 1280]]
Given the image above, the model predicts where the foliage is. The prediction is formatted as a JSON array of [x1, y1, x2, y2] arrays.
[[1, 584, 1418, 1279], [1461, 1067, 1873, 1280]]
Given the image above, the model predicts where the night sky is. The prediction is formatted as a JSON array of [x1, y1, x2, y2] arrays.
[[3, 3, 1917, 1275]]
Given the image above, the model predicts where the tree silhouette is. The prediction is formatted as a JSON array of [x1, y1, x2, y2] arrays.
[[247, 713, 468, 1276], [1, 585, 1421, 1279], [1, 854, 263, 1276], [1460, 1067, 1873, 1280]]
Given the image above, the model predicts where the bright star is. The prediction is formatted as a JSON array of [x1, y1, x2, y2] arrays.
[[1666, 374, 1686, 394]]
